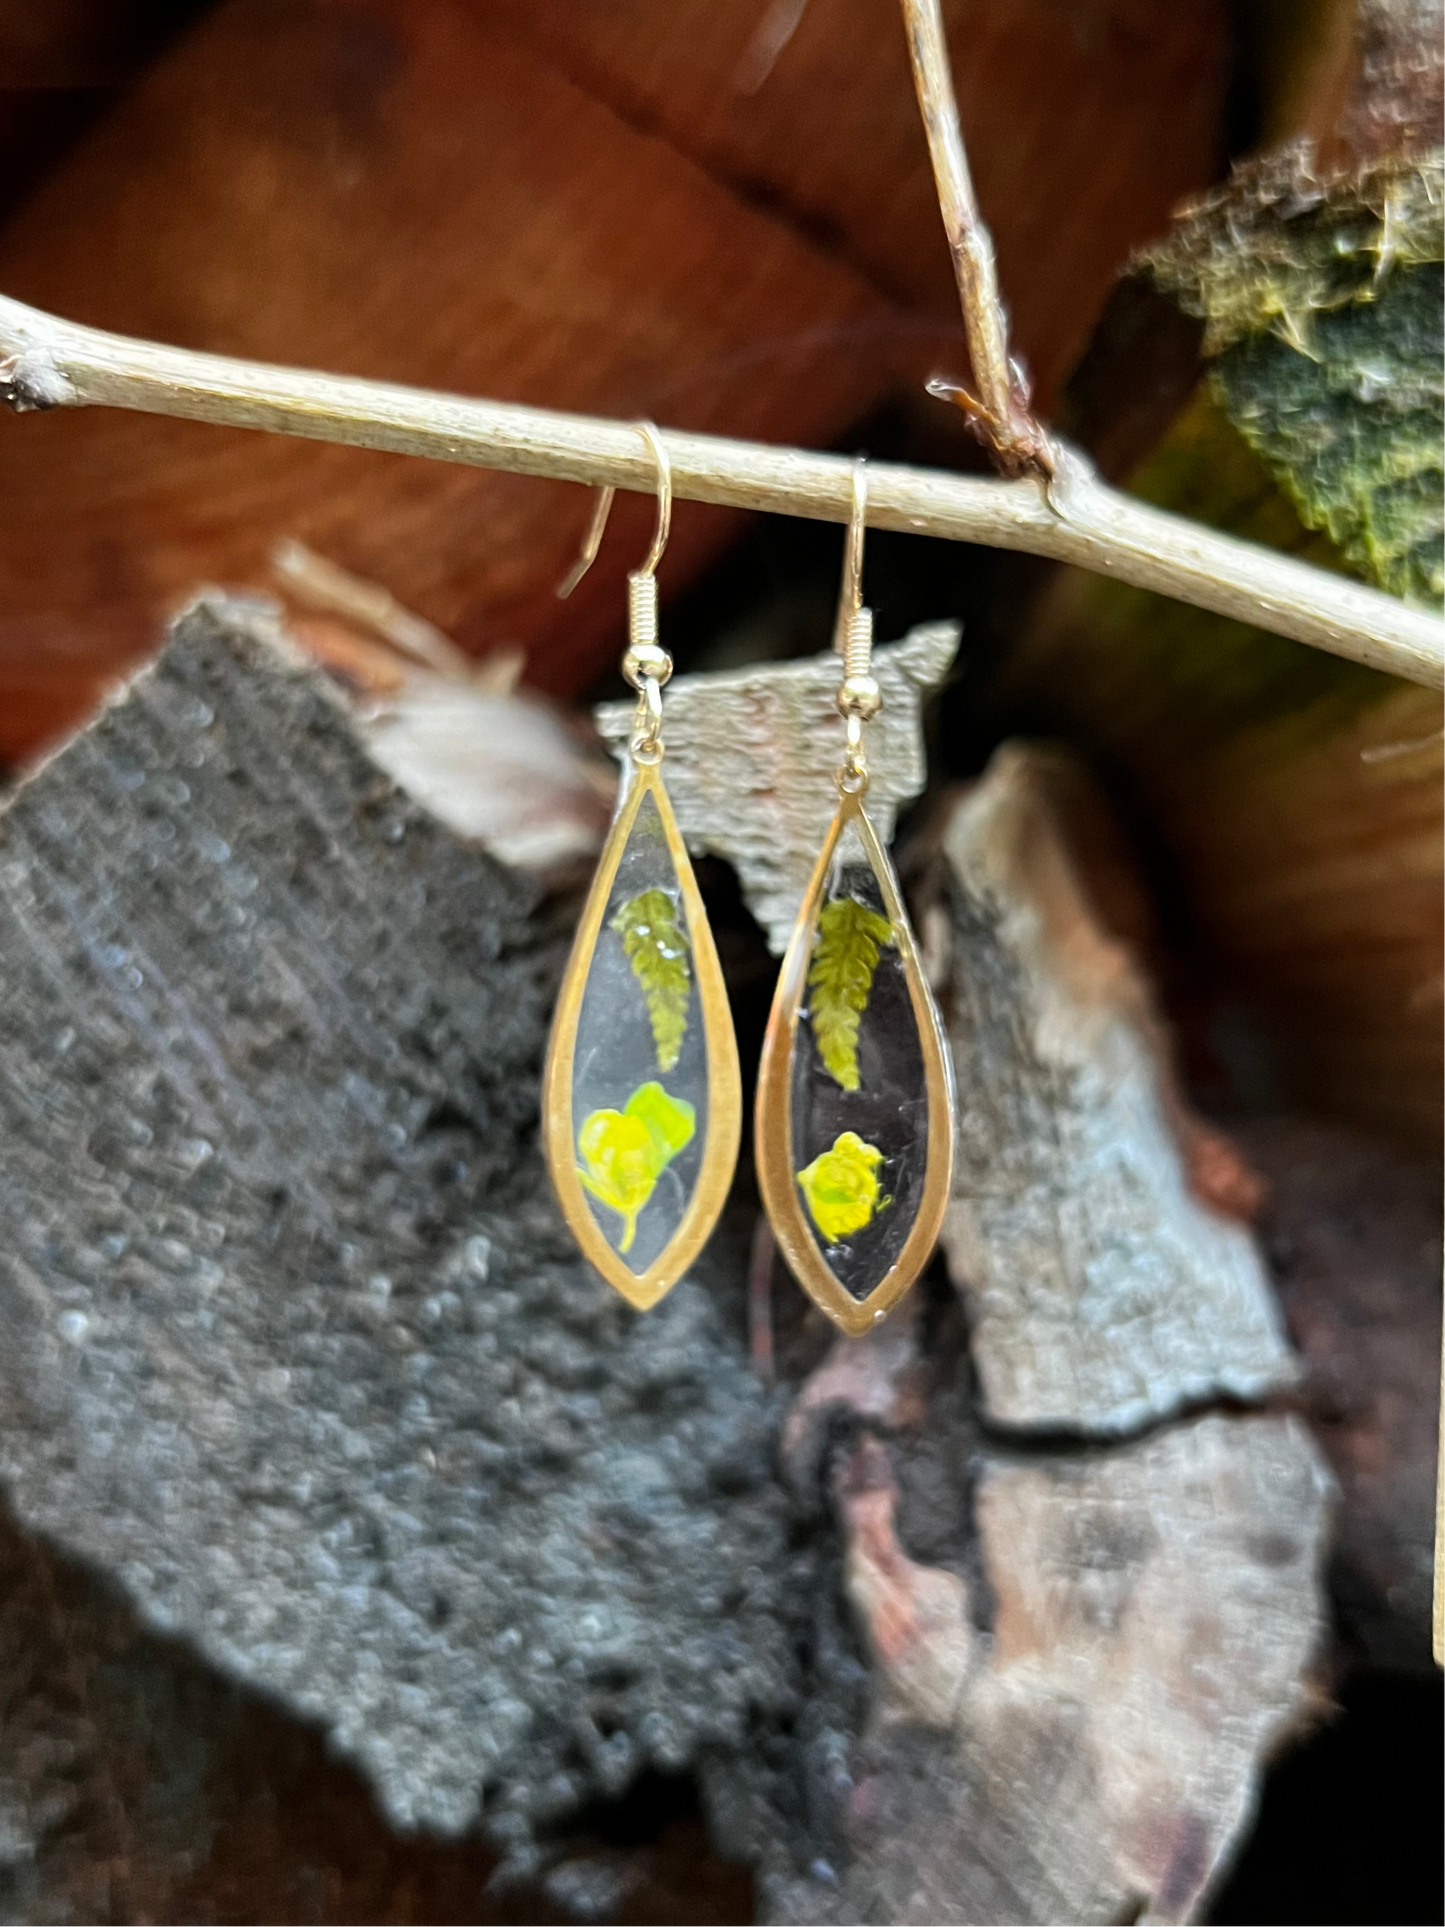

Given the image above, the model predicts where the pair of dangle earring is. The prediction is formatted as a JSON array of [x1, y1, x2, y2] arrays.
[[544, 438, 952, 1334]]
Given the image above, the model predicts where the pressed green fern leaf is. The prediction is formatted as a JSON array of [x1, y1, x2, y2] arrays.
[[806, 896, 894, 1091], [612, 887, 691, 1072]]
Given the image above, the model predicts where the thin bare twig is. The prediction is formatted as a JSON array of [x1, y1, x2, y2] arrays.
[[0, 294, 1440, 689], [900, 0, 1052, 477]]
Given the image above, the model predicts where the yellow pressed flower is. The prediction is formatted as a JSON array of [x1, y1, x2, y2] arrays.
[[796, 1131, 890, 1244], [577, 1081, 695, 1253]]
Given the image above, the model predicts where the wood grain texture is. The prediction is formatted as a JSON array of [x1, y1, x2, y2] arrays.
[[1011, 542, 1444, 1144], [495, 0, 1231, 411], [0, 0, 896, 757], [814, 1414, 1329, 1927], [762, 1309, 1330, 1927], [930, 743, 1295, 1432]]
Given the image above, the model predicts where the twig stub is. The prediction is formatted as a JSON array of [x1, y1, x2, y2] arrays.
[[0, 347, 76, 412], [901, 0, 1054, 479]]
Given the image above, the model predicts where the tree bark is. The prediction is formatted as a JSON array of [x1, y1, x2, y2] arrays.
[[0, 602, 1334, 1922]]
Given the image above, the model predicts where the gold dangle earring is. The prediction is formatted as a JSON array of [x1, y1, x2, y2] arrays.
[[543, 424, 742, 1309], [755, 463, 955, 1334]]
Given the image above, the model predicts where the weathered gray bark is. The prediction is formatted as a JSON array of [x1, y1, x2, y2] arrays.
[[748, 1305, 1331, 1927], [0, 606, 1336, 1925], [734, 747, 1336, 1926], [761, 1407, 1329, 1927], [0, 598, 796, 1859]]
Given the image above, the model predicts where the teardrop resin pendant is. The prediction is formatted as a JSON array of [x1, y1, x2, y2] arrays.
[[544, 757, 742, 1309], [756, 787, 954, 1335]]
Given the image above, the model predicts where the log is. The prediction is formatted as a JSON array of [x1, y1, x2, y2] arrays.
[[768, 1410, 1330, 1926], [928, 743, 1295, 1433], [0, 598, 1333, 1922], [0, 0, 1237, 766], [1018, 366, 1444, 1140], [724, 754, 1332, 1921], [1007, 2, 1444, 1146], [0, 596, 798, 1861], [748, 1295, 1331, 1926], [499, 0, 1231, 413], [0, 1502, 753, 1922]]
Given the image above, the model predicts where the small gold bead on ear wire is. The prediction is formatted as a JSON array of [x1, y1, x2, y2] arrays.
[[623, 641, 672, 689], [838, 673, 882, 720]]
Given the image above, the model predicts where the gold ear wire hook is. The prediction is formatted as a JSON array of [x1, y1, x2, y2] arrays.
[[555, 420, 672, 598], [555, 485, 615, 600], [635, 421, 672, 578], [598, 423, 674, 760], [833, 458, 868, 652]]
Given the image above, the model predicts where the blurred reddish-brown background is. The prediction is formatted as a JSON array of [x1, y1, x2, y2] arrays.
[[0, 0, 1230, 758]]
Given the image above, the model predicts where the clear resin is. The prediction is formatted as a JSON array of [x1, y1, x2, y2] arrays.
[[544, 762, 741, 1310], [571, 791, 708, 1274], [790, 826, 928, 1299], [756, 793, 954, 1333]]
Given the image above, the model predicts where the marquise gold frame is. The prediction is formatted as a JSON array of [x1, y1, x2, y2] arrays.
[[543, 756, 742, 1310], [756, 788, 955, 1336]]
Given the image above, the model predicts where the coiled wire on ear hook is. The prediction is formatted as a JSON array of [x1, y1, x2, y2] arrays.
[[833, 459, 880, 791]]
